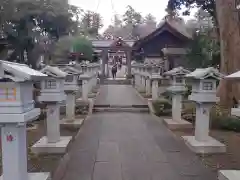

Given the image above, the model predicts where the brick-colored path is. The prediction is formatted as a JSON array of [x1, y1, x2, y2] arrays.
[[61, 85, 217, 180]]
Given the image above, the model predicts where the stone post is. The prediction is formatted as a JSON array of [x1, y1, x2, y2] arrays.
[[145, 77, 151, 96], [2, 124, 28, 180], [172, 94, 182, 122], [66, 92, 75, 120], [194, 104, 211, 142], [82, 79, 89, 101], [152, 79, 159, 100], [126, 50, 131, 78], [46, 103, 60, 143]]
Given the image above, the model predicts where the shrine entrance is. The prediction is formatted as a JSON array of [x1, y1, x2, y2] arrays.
[[99, 38, 132, 79]]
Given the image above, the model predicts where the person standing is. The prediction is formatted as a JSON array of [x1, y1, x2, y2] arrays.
[[111, 64, 117, 79]]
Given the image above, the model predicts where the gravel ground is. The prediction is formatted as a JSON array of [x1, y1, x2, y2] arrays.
[[0, 119, 81, 175], [173, 129, 240, 172]]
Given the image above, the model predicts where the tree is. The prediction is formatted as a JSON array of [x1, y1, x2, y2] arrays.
[[0, 0, 79, 68], [167, 0, 217, 27], [166, 0, 240, 107], [186, 33, 220, 70], [52, 35, 75, 59], [72, 36, 93, 61], [144, 14, 156, 24], [123, 5, 143, 39], [80, 11, 103, 37], [214, 0, 240, 107], [123, 5, 142, 25], [114, 14, 122, 28]]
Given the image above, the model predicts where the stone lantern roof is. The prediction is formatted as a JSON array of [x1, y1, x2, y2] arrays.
[[0, 60, 47, 82], [41, 65, 67, 79], [60, 66, 82, 75], [164, 66, 190, 76], [186, 67, 223, 80], [225, 70, 240, 80]]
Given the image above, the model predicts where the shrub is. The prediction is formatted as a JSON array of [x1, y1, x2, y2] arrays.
[[152, 99, 172, 116], [211, 116, 240, 132], [182, 101, 196, 123], [161, 91, 172, 100], [184, 85, 192, 99]]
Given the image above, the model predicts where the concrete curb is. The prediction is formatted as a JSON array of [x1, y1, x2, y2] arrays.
[[147, 99, 156, 115], [133, 87, 149, 104], [52, 152, 70, 180]]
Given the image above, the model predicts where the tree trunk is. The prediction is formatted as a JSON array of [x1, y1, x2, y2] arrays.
[[216, 0, 240, 107]]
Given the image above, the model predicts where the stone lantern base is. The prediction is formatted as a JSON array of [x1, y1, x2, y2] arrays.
[[0, 172, 50, 180], [218, 170, 240, 180], [31, 136, 72, 154], [163, 118, 192, 130], [60, 118, 84, 129], [182, 136, 226, 154]]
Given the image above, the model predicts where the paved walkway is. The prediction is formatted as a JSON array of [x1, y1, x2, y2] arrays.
[[61, 85, 217, 180], [95, 85, 146, 106]]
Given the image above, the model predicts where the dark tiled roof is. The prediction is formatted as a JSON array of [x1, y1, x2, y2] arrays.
[[133, 19, 192, 49], [91, 40, 135, 48]]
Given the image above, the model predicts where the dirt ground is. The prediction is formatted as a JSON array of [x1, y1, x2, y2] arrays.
[[173, 129, 240, 172]]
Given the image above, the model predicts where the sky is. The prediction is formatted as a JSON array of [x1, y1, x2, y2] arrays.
[[69, 0, 169, 30], [69, 0, 196, 33]]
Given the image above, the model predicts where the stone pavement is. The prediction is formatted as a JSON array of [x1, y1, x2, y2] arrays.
[[94, 85, 146, 106], [61, 85, 217, 180]]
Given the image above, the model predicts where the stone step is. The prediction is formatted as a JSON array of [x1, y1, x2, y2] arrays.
[[102, 79, 131, 85], [93, 107, 149, 113], [94, 104, 148, 108]]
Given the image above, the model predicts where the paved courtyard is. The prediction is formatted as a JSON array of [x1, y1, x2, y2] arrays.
[[61, 85, 217, 180]]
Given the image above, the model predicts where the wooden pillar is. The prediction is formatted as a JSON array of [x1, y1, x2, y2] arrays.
[[101, 49, 108, 79], [126, 50, 132, 78]]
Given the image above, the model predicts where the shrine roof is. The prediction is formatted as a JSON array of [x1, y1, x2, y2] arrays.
[[164, 66, 190, 76], [0, 60, 47, 82], [186, 67, 223, 80], [91, 40, 135, 48], [41, 65, 67, 78], [133, 19, 192, 48]]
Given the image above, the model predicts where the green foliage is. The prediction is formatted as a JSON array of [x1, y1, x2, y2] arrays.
[[80, 11, 103, 37], [167, 0, 216, 25], [185, 33, 220, 69], [212, 116, 240, 132], [0, 0, 81, 68], [52, 35, 75, 58], [123, 5, 143, 25], [72, 36, 93, 61], [152, 99, 172, 116], [182, 101, 196, 123]]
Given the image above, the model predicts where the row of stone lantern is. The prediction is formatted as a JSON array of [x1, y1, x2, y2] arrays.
[[31, 63, 99, 155], [131, 63, 164, 100], [0, 60, 49, 180], [162, 67, 226, 155], [132, 64, 227, 155], [0, 60, 100, 180], [218, 71, 240, 180]]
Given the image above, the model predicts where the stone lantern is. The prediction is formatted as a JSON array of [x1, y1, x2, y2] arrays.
[[31, 66, 72, 154], [226, 71, 240, 116], [0, 61, 49, 180], [163, 67, 192, 130], [150, 73, 162, 100], [218, 70, 240, 180], [61, 66, 83, 127], [183, 67, 226, 154]]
